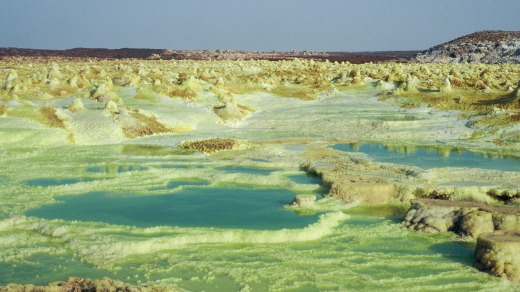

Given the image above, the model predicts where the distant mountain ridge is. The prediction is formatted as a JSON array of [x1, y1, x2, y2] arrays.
[[416, 30, 520, 64], [3, 31, 519, 64], [0, 47, 417, 63]]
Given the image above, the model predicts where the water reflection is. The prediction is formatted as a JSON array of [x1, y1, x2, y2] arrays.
[[334, 143, 520, 171], [86, 165, 148, 174], [25, 188, 319, 229], [218, 166, 278, 176], [120, 145, 194, 156], [167, 179, 208, 189], [24, 178, 97, 187]]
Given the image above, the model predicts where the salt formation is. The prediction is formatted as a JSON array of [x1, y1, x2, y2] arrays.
[[476, 231, 520, 282], [180, 75, 205, 91], [40, 105, 66, 128], [114, 109, 177, 138], [403, 74, 419, 92], [0, 58, 518, 147], [2, 70, 17, 90], [67, 76, 78, 88], [89, 83, 119, 103], [68, 98, 84, 113], [515, 80, 520, 98], [439, 76, 452, 92], [288, 194, 317, 208], [47, 62, 62, 80], [0, 58, 519, 287], [374, 79, 394, 90], [213, 95, 252, 122], [7, 211, 349, 265], [0, 104, 7, 116], [402, 199, 520, 238], [90, 83, 108, 100], [331, 72, 349, 84], [179, 138, 246, 154], [105, 100, 119, 114], [48, 78, 61, 90]]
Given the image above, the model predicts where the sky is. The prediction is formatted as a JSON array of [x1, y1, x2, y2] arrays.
[[1, 0, 519, 52]]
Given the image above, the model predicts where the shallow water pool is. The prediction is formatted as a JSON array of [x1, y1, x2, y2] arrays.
[[333, 143, 520, 171], [218, 166, 279, 176], [1, 144, 519, 291], [26, 187, 319, 229], [287, 172, 323, 185], [24, 177, 98, 187]]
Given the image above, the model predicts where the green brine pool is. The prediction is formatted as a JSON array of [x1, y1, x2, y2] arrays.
[[25, 188, 320, 229], [333, 143, 520, 172], [0, 144, 518, 291]]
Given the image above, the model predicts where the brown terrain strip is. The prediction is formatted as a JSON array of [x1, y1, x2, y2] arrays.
[[0, 47, 419, 63]]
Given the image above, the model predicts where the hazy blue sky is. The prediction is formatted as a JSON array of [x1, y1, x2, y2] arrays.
[[1, 0, 519, 51]]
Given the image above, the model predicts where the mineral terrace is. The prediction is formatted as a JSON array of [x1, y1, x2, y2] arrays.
[[0, 40, 519, 288]]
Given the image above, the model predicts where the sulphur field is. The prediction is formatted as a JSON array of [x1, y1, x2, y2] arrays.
[[0, 58, 519, 291]]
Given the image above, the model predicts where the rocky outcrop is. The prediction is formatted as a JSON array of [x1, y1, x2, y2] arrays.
[[115, 109, 179, 139], [288, 194, 317, 208], [476, 231, 520, 282], [416, 30, 520, 64], [0, 104, 7, 116], [213, 95, 254, 123], [402, 199, 520, 238], [68, 98, 84, 113], [403, 199, 520, 282], [179, 138, 251, 154], [0, 277, 178, 292]]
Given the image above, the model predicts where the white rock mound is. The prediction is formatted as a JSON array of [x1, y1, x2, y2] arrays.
[[416, 31, 520, 64]]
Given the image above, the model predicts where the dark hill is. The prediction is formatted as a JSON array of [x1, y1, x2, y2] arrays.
[[416, 30, 520, 64]]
